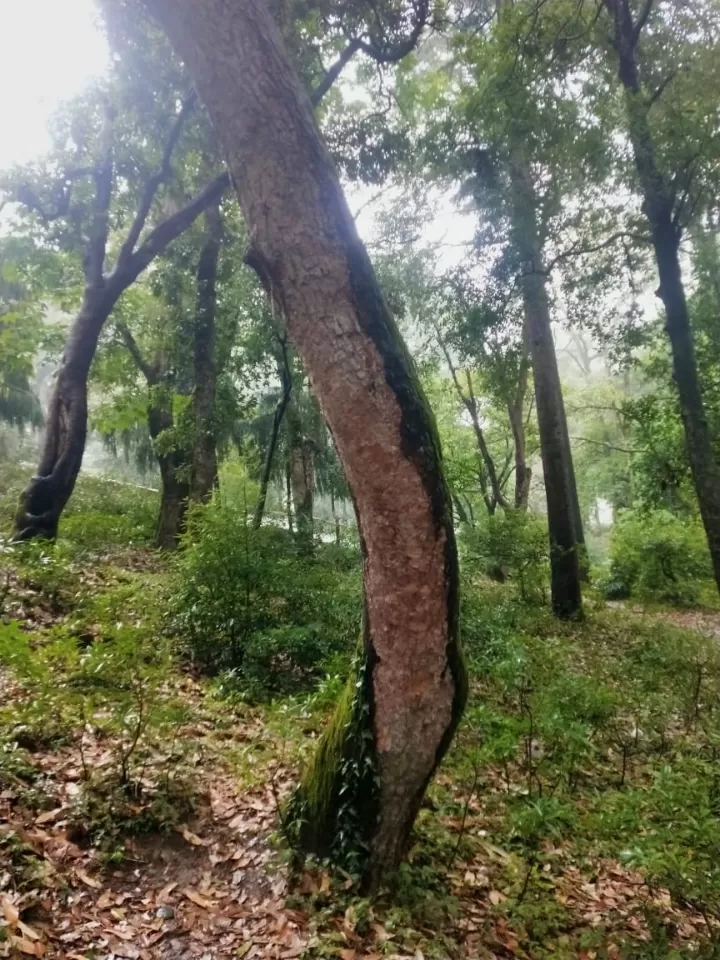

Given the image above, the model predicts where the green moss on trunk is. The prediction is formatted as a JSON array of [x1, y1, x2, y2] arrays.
[[289, 651, 379, 873]]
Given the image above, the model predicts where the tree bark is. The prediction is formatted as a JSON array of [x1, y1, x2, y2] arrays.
[[510, 149, 583, 618], [142, 0, 466, 885], [604, 0, 720, 595], [286, 392, 314, 553], [149, 403, 191, 549], [190, 201, 223, 503]]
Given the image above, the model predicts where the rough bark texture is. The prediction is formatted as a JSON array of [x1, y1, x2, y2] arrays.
[[604, 0, 720, 594], [142, 0, 467, 884], [510, 150, 583, 618], [191, 202, 223, 503]]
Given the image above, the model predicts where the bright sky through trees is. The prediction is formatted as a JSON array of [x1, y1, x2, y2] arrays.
[[0, 0, 108, 169]]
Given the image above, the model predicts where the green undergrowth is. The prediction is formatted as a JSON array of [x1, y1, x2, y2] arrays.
[[0, 459, 158, 552], [3, 465, 720, 955], [287, 582, 720, 957]]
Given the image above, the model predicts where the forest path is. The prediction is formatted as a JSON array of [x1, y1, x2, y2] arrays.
[[0, 671, 308, 960]]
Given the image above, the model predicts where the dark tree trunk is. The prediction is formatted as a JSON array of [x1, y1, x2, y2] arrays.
[[149, 404, 190, 549], [510, 150, 583, 618], [286, 394, 314, 553], [253, 347, 292, 530], [508, 330, 532, 510], [190, 201, 223, 503], [285, 458, 294, 534], [14, 294, 112, 540], [144, 0, 466, 887], [604, 0, 720, 594], [156, 456, 191, 549]]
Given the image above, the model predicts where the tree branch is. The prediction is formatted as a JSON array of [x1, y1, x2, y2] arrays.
[[570, 435, 639, 455], [544, 229, 651, 273], [116, 321, 158, 384], [115, 92, 197, 270], [109, 171, 230, 293], [357, 0, 428, 64], [631, 0, 654, 44], [308, 0, 429, 107], [14, 167, 97, 223], [84, 105, 116, 288], [647, 70, 676, 109], [310, 39, 362, 105]]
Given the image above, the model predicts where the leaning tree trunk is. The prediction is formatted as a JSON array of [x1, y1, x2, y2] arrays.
[[143, 0, 467, 886], [510, 150, 583, 618], [607, 2, 720, 594], [190, 202, 222, 503], [14, 292, 112, 540]]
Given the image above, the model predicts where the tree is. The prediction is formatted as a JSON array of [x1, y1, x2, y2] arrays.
[[142, 0, 466, 886], [599, 0, 720, 592], [3, 75, 228, 541], [190, 201, 223, 503], [395, 0, 600, 613]]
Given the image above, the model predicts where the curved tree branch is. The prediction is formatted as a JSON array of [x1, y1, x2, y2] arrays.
[[115, 91, 197, 270], [116, 321, 158, 385], [109, 171, 230, 292]]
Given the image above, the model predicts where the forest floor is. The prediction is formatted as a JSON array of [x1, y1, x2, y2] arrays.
[[2, 472, 720, 959]]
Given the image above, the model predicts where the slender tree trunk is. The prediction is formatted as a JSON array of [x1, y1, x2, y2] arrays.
[[190, 201, 222, 503], [14, 293, 112, 540], [331, 491, 342, 546], [149, 404, 190, 549], [508, 400, 531, 511], [143, 0, 466, 886], [253, 350, 292, 530], [252, 395, 290, 529], [510, 150, 582, 618], [286, 394, 314, 552], [156, 455, 191, 549], [604, 0, 720, 594], [509, 330, 532, 510], [285, 458, 294, 534]]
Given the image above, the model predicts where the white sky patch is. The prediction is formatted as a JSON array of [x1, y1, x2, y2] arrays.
[[0, 0, 109, 170]]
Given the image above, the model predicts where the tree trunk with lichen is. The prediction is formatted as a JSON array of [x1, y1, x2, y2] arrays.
[[143, 0, 467, 887]]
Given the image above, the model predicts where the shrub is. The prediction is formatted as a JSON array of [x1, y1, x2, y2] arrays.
[[171, 496, 361, 695], [461, 510, 549, 603], [606, 509, 712, 605]]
